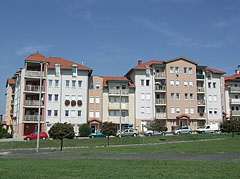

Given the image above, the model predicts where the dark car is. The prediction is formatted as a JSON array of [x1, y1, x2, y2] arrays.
[[89, 132, 106, 138], [24, 132, 48, 141]]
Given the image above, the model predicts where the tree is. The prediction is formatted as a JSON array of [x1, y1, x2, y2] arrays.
[[48, 122, 74, 151], [220, 120, 240, 138], [79, 124, 91, 137], [0, 124, 12, 139], [145, 120, 168, 135], [101, 122, 117, 146]]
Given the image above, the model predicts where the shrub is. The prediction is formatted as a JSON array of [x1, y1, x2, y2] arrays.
[[79, 124, 91, 137], [0, 124, 12, 139]]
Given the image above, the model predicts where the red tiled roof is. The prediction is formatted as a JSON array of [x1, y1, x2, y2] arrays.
[[25, 53, 92, 71], [205, 67, 225, 74], [6, 78, 16, 87], [100, 76, 135, 87], [133, 60, 164, 70], [224, 74, 240, 81], [165, 57, 198, 65]]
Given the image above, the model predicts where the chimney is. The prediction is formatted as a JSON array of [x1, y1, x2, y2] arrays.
[[235, 70, 239, 74], [138, 60, 142, 65]]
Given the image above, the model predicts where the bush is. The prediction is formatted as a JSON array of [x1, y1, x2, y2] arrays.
[[0, 124, 12, 139], [79, 124, 91, 137]]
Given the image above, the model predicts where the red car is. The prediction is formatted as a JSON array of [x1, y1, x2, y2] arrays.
[[24, 132, 48, 141]]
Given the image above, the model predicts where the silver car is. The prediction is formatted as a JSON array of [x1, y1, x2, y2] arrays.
[[173, 127, 192, 135], [116, 129, 139, 137]]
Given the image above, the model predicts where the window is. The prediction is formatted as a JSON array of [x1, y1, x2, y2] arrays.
[[95, 111, 100, 118], [214, 108, 218, 114], [141, 93, 145, 100], [54, 110, 58, 117], [141, 79, 144, 86], [109, 111, 114, 117], [65, 110, 69, 117], [55, 80, 59, 87], [90, 97, 94, 104], [189, 81, 193, 87], [90, 83, 94, 89], [185, 93, 188, 100], [209, 95, 212, 102], [96, 83, 100, 90], [170, 66, 174, 73], [176, 93, 180, 100], [78, 81, 82, 88], [213, 82, 216, 88], [78, 110, 81, 117], [171, 93, 175, 100], [185, 107, 189, 114], [48, 94, 52, 101], [190, 93, 193, 100], [190, 107, 194, 114], [208, 82, 211, 88], [141, 107, 145, 113], [189, 68, 192, 74], [184, 81, 188, 87], [49, 80, 53, 87], [55, 64, 60, 76], [72, 80, 76, 88], [146, 107, 151, 114], [171, 107, 175, 113], [66, 80, 70, 87], [170, 80, 174, 86], [176, 107, 180, 113], [146, 93, 150, 100], [213, 95, 217, 102], [184, 67, 187, 74], [175, 67, 179, 74], [48, 110, 51, 116], [72, 66, 77, 77], [156, 108, 161, 113], [95, 97, 100, 104], [209, 108, 212, 114], [176, 80, 179, 86], [55, 94, 59, 101], [71, 110, 76, 117], [146, 80, 150, 86]]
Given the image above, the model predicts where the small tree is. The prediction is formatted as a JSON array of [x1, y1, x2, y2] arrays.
[[145, 120, 167, 135], [48, 122, 74, 151], [220, 120, 240, 138], [101, 122, 117, 146], [79, 124, 91, 137], [0, 124, 12, 139]]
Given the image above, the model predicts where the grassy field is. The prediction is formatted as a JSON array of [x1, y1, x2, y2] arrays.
[[1, 158, 240, 178], [0, 133, 233, 150]]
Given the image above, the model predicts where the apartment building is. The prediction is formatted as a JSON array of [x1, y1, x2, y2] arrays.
[[224, 69, 240, 121], [88, 76, 103, 133], [10, 53, 92, 136], [126, 57, 225, 132], [101, 77, 135, 130]]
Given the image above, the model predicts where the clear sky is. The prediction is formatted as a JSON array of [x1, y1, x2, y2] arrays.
[[0, 0, 239, 114]]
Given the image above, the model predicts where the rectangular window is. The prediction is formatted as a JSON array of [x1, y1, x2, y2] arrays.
[[141, 93, 145, 100], [78, 81, 82, 88], [72, 80, 76, 87], [48, 110, 51, 116], [66, 80, 69, 87], [170, 80, 174, 86], [95, 111, 100, 118], [185, 107, 189, 114], [49, 80, 53, 87], [176, 93, 180, 100], [185, 93, 188, 100], [176, 80, 179, 86], [189, 68, 192, 74], [184, 67, 187, 74], [146, 80, 150, 86], [189, 81, 193, 87], [95, 97, 100, 104], [190, 107, 194, 114], [55, 80, 59, 87], [72, 66, 77, 77], [141, 80, 144, 86], [176, 107, 180, 113], [65, 110, 69, 117], [175, 67, 179, 74], [90, 83, 94, 89], [171, 107, 175, 114], [213, 95, 217, 102], [55, 94, 58, 101], [209, 95, 212, 102], [208, 82, 211, 88], [141, 107, 145, 113], [146, 107, 151, 114], [171, 93, 175, 100], [55, 64, 60, 76], [48, 94, 52, 101], [90, 97, 94, 104], [209, 108, 212, 114], [78, 110, 82, 117], [214, 108, 218, 114], [184, 81, 188, 87], [71, 110, 76, 117], [170, 66, 174, 73], [213, 82, 216, 88], [90, 111, 94, 118], [54, 110, 58, 117], [96, 83, 100, 90], [146, 93, 150, 100], [190, 93, 193, 100]]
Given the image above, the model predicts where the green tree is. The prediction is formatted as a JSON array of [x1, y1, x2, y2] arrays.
[[101, 122, 117, 146], [48, 122, 74, 151], [221, 120, 240, 138], [0, 124, 12, 139], [79, 124, 91, 137], [146, 120, 168, 135]]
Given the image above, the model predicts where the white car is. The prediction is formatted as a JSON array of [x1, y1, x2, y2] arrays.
[[144, 130, 166, 136]]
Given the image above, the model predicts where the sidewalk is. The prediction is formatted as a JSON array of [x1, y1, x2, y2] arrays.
[[0, 136, 24, 142]]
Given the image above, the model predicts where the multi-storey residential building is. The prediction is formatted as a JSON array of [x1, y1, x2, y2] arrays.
[[126, 57, 225, 132], [101, 77, 135, 130], [224, 69, 240, 121], [10, 53, 92, 136], [88, 76, 103, 133], [3, 79, 16, 133]]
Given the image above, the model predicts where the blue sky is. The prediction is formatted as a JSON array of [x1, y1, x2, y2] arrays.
[[0, 0, 239, 114]]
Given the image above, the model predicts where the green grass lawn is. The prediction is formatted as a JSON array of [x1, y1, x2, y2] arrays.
[[0, 158, 240, 179], [0, 133, 233, 150]]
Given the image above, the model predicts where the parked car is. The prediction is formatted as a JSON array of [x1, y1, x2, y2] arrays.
[[173, 127, 192, 135], [196, 123, 219, 134], [89, 132, 106, 138], [144, 130, 166, 136], [24, 132, 48, 141], [116, 128, 139, 137]]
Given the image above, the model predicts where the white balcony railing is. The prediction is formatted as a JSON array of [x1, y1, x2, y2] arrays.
[[155, 113, 166, 119], [25, 71, 42, 77], [109, 89, 129, 95], [155, 85, 166, 91], [155, 99, 166, 105], [25, 100, 40, 106], [25, 85, 44, 92], [197, 100, 205, 105], [108, 103, 129, 109], [107, 117, 129, 123], [155, 72, 165, 78], [24, 115, 39, 121], [232, 111, 240, 116], [231, 99, 240, 104], [230, 87, 240, 93]]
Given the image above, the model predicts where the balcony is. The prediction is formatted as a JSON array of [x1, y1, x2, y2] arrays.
[[108, 103, 129, 110], [107, 116, 129, 124], [197, 112, 207, 119], [25, 71, 42, 78], [197, 87, 205, 93], [25, 85, 44, 92], [231, 111, 240, 116], [230, 87, 240, 93], [25, 100, 40, 106], [155, 99, 166, 105], [230, 99, 240, 104], [155, 72, 165, 79], [197, 100, 205, 105], [155, 85, 166, 92], [197, 74, 204, 80], [155, 113, 166, 119], [109, 89, 129, 95], [24, 115, 39, 122]]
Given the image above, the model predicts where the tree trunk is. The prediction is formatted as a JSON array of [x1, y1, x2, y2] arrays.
[[60, 139, 63, 151], [108, 136, 110, 146], [232, 131, 235, 138]]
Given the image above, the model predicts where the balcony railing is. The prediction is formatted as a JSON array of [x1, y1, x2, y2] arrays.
[[155, 113, 166, 119], [25, 100, 40, 106], [197, 87, 205, 92], [25, 71, 42, 77], [155, 72, 165, 78], [230, 87, 240, 93], [107, 116, 129, 123], [25, 85, 44, 92], [197, 74, 204, 79], [231, 111, 240, 116], [198, 113, 207, 118], [155, 85, 166, 91], [197, 100, 205, 105], [24, 115, 39, 121], [109, 89, 129, 95], [156, 99, 166, 105], [230, 99, 240, 104], [108, 103, 129, 109]]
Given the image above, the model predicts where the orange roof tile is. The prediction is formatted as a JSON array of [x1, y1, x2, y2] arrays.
[[224, 74, 240, 81], [205, 67, 225, 74], [165, 57, 198, 65], [6, 78, 16, 87], [100, 76, 135, 87]]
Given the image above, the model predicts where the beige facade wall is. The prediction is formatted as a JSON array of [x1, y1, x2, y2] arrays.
[[4, 83, 14, 133]]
